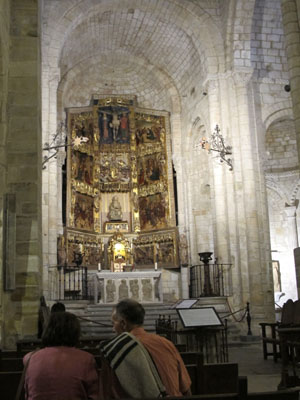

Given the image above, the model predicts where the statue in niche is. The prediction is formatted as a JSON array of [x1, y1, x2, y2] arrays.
[[142, 279, 153, 301], [108, 196, 123, 221], [179, 234, 188, 265], [130, 279, 139, 300], [57, 235, 67, 267], [106, 280, 116, 303], [119, 279, 129, 300]]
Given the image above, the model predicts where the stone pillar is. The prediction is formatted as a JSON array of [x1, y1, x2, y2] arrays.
[[42, 70, 61, 300], [204, 77, 230, 261], [281, 0, 300, 165], [180, 265, 189, 299], [284, 206, 299, 298], [284, 205, 299, 249], [231, 69, 273, 321], [294, 247, 300, 297], [0, 0, 41, 348]]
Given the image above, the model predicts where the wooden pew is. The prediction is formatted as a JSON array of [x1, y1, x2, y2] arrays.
[[196, 363, 239, 396], [181, 351, 204, 365], [0, 357, 23, 372], [0, 370, 24, 400], [16, 338, 42, 356], [247, 389, 299, 399]]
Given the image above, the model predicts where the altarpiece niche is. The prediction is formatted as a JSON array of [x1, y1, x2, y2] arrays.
[[62, 95, 178, 270]]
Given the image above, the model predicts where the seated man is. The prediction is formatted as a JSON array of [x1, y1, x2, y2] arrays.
[[100, 299, 191, 398]]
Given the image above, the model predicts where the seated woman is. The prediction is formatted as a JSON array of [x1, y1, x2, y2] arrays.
[[24, 312, 99, 400]]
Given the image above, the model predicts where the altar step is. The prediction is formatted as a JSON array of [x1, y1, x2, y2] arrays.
[[63, 297, 245, 342], [65, 302, 180, 339]]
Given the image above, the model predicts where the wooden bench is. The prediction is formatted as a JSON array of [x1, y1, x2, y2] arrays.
[[181, 351, 204, 365], [16, 338, 42, 356], [132, 389, 299, 399], [259, 299, 295, 362], [0, 357, 23, 372], [183, 361, 243, 398], [0, 371, 24, 400], [247, 389, 299, 399]]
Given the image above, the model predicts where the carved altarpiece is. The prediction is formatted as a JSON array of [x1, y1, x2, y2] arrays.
[[63, 95, 178, 270]]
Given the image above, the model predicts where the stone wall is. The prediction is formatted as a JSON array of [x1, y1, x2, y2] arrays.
[[38, 0, 300, 329], [0, 0, 41, 349]]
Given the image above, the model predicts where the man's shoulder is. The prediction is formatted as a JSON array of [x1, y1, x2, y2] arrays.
[[139, 331, 177, 350]]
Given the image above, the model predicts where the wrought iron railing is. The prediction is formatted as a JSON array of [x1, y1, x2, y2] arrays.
[[49, 266, 91, 301], [189, 263, 232, 298], [156, 314, 228, 363]]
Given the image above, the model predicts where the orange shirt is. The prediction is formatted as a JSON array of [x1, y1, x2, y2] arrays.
[[100, 327, 191, 398], [131, 327, 191, 396]]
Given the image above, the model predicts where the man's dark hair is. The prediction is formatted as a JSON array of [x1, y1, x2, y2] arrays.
[[51, 302, 66, 313], [115, 299, 145, 325], [42, 312, 80, 347]]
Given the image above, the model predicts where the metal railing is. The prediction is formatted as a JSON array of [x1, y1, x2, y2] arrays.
[[156, 314, 228, 363], [189, 263, 232, 298], [49, 266, 91, 301]]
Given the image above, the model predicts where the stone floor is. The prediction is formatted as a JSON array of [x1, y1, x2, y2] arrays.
[[229, 341, 283, 393]]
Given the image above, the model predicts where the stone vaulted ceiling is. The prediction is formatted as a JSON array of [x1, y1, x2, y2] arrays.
[[42, 0, 225, 112]]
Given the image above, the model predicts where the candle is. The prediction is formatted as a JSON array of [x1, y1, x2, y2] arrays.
[[98, 263, 101, 271], [154, 262, 158, 271]]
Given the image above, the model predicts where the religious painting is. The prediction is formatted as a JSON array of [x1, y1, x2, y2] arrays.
[[71, 112, 94, 146], [135, 117, 164, 145], [138, 193, 167, 231], [137, 153, 164, 187], [134, 245, 154, 266], [73, 193, 94, 231], [72, 151, 93, 186], [98, 106, 130, 144], [99, 152, 131, 191], [158, 242, 175, 266]]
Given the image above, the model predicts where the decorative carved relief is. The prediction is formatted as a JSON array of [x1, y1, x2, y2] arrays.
[[118, 279, 129, 300], [106, 279, 116, 302], [142, 279, 153, 301]]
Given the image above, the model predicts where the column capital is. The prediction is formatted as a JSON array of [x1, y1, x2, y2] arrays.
[[202, 76, 219, 95], [232, 67, 254, 87], [284, 205, 297, 218]]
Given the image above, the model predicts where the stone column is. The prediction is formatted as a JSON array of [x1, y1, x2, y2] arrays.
[[42, 70, 61, 299], [1, 0, 41, 348], [281, 0, 300, 165], [231, 69, 273, 321], [180, 265, 189, 299], [283, 205, 298, 298], [204, 77, 230, 262], [284, 205, 299, 249]]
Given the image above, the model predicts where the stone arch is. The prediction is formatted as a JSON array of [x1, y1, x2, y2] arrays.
[[263, 99, 293, 131], [289, 176, 300, 206], [43, 0, 225, 80], [266, 179, 289, 208], [57, 52, 181, 115]]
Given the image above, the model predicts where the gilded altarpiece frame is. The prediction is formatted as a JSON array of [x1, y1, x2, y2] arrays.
[[65, 97, 178, 269]]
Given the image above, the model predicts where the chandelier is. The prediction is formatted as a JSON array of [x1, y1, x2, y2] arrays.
[[198, 125, 233, 171], [42, 122, 89, 169]]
